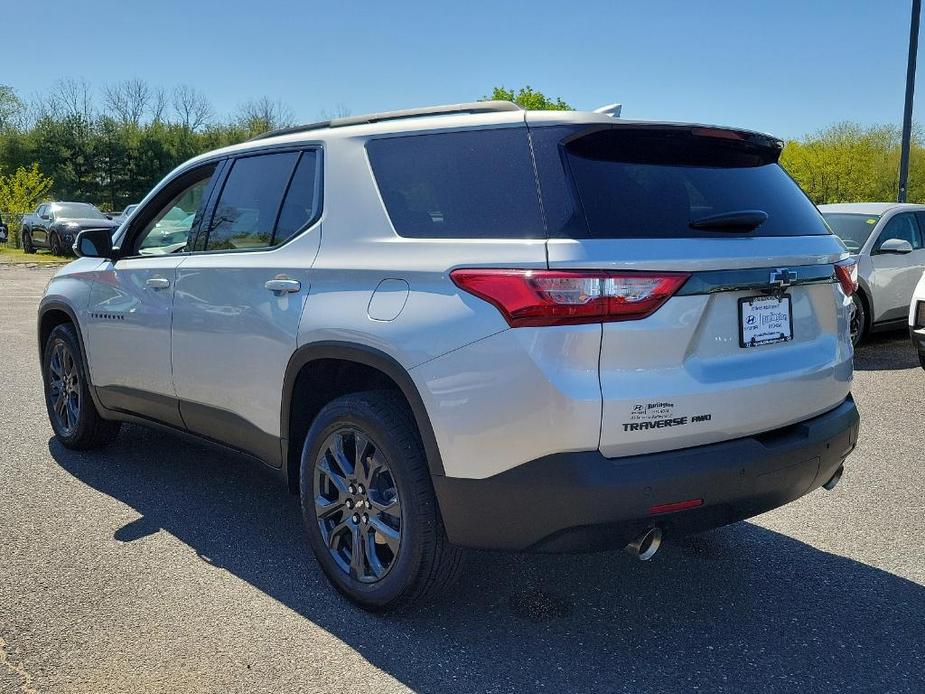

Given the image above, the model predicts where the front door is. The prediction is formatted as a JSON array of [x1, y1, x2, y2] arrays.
[[869, 212, 925, 323], [171, 149, 322, 465], [83, 163, 221, 427]]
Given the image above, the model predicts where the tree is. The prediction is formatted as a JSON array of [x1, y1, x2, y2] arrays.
[[104, 78, 151, 126], [485, 85, 573, 110], [0, 164, 54, 248], [0, 85, 25, 130], [235, 96, 295, 136], [171, 85, 213, 132]]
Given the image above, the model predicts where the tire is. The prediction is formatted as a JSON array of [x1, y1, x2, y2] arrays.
[[48, 232, 62, 256], [850, 293, 867, 347], [300, 390, 462, 611], [42, 323, 121, 450], [22, 229, 36, 254], [919, 351, 925, 371]]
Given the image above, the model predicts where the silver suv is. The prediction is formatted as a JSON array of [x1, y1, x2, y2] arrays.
[[38, 101, 860, 611]]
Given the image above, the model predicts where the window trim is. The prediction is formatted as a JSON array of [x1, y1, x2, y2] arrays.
[[193, 145, 324, 256]]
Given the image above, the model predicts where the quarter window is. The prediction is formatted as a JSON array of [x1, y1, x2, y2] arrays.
[[203, 152, 299, 251]]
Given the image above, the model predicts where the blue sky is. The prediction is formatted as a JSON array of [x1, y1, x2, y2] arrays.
[[6, 0, 921, 138]]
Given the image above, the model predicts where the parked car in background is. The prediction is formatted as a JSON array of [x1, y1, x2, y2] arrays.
[[819, 203, 925, 345], [111, 204, 139, 225], [21, 202, 120, 256], [38, 101, 859, 611], [0, 214, 8, 243]]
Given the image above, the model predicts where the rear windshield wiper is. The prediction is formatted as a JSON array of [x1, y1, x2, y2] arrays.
[[689, 209, 768, 231]]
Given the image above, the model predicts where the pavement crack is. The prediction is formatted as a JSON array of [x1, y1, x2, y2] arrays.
[[0, 636, 38, 694]]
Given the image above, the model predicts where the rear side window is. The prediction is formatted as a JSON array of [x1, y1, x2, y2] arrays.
[[274, 150, 322, 245], [366, 128, 545, 239], [532, 125, 831, 239], [204, 152, 298, 251]]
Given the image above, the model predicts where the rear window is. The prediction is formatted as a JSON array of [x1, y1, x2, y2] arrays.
[[532, 125, 831, 239], [821, 213, 880, 252], [366, 128, 545, 239]]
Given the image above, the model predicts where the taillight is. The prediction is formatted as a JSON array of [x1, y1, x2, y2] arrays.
[[449, 269, 689, 327], [834, 258, 858, 297]]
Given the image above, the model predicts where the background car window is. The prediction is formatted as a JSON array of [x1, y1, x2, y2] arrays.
[[135, 167, 215, 255], [366, 128, 545, 239], [875, 213, 922, 252], [273, 150, 321, 245], [204, 152, 299, 251]]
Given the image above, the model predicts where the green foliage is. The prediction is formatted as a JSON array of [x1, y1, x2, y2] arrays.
[[780, 121, 925, 204], [486, 86, 573, 111], [0, 163, 54, 248]]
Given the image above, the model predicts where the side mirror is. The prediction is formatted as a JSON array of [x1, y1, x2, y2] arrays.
[[40, 214, 50, 220], [106, 214, 113, 220], [878, 238, 914, 254], [73, 228, 114, 259]]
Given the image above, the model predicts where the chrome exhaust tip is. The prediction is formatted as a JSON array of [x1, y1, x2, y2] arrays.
[[625, 527, 662, 561], [823, 465, 844, 491]]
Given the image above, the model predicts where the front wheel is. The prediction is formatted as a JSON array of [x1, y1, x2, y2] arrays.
[[42, 323, 121, 449], [850, 294, 866, 347], [48, 232, 63, 256], [300, 391, 462, 611]]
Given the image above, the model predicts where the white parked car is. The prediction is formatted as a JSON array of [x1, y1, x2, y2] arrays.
[[819, 203, 925, 345], [909, 272, 925, 369]]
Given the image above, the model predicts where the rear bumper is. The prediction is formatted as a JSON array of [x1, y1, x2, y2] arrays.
[[433, 396, 860, 552]]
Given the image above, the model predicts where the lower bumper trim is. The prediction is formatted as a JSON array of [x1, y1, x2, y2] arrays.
[[434, 396, 859, 552]]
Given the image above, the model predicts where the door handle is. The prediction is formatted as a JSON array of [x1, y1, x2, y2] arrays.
[[145, 277, 170, 290], [264, 278, 301, 294]]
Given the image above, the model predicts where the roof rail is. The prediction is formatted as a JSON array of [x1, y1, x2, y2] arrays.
[[249, 100, 522, 141]]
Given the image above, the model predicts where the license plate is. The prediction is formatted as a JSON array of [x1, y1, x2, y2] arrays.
[[739, 295, 793, 348]]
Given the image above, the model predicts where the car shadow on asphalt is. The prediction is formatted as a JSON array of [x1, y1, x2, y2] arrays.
[[49, 431, 924, 693], [853, 329, 921, 371]]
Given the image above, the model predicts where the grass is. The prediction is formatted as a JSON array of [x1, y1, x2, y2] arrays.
[[0, 245, 69, 264]]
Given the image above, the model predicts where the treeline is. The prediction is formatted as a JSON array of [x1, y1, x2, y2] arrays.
[[780, 122, 925, 204], [0, 79, 342, 211], [2, 79, 924, 218]]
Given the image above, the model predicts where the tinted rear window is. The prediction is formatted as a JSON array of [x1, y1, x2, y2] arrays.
[[366, 128, 545, 239], [533, 125, 831, 239]]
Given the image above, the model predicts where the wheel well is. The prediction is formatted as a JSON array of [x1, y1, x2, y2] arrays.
[[286, 359, 408, 494], [38, 309, 73, 358]]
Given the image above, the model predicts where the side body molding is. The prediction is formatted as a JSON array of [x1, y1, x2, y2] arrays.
[[280, 341, 446, 486]]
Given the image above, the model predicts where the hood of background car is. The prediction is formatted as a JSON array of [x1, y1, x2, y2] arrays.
[[55, 218, 120, 229]]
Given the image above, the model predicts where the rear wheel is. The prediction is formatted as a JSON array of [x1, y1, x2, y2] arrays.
[[42, 323, 121, 449], [850, 293, 867, 347], [300, 391, 462, 611], [919, 351, 925, 371], [22, 230, 35, 253]]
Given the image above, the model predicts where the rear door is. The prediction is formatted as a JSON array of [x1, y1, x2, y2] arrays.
[[868, 212, 925, 322], [530, 120, 853, 458], [171, 148, 323, 465]]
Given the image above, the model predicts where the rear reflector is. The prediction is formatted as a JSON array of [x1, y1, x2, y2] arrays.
[[450, 269, 690, 327], [648, 498, 704, 515], [834, 258, 858, 297]]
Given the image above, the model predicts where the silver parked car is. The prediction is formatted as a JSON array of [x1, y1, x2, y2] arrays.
[[38, 101, 859, 611], [819, 202, 925, 345]]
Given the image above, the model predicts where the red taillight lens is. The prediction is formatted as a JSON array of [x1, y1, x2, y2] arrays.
[[449, 269, 690, 327], [834, 258, 858, 297]]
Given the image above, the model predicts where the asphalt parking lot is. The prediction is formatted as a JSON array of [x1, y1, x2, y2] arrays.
[[1, 264, 923, 694]]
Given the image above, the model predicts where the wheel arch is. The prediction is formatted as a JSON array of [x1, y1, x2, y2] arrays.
[[281, 341, 445, 495]]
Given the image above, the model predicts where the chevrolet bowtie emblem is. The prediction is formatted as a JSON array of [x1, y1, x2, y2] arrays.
[[769, 268, 797, 297]]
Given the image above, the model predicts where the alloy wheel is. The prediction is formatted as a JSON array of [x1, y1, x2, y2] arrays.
[[48, 342, 81, 436], [850, 296, 865, 346], [313, 428, 402, 583]]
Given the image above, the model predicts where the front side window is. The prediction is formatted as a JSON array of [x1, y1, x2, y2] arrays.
[[134, 165, 216, 256], [366, 128, 545, 239], [203, 152, 299, 251], [874, 213, 923, 252]]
